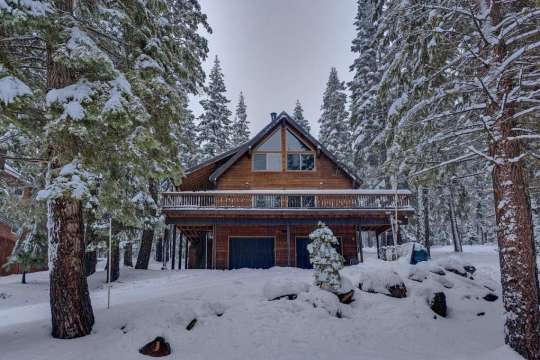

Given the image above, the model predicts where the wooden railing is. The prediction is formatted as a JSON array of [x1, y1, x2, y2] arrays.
[[161, 190, 413, 210]]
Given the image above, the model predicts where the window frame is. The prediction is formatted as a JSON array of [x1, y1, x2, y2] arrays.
[[252, 128, 283, 172], [285, 128, 316, 172]]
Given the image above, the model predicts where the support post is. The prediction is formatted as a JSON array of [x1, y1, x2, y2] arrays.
[[178, 231, 183, 270], [375, 231, 380, 259], [286, 224, 291, 267], [212, 225, 216, 269], [204, 232, 208, 269], [171, 225, 176, 270], [357, 225, 364, 263]]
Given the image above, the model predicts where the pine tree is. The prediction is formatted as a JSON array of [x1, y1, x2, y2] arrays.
[[1, 0, 209, 338], [318, 68, 351, 165], [349, 0, 388, 187], [4, 222, 47, 284], [308, 222, 345, 292], [373, 1, 540, 357], [292, 100, 310, 132], [231, 92, 249, 146], [198, 56, 232, 158]]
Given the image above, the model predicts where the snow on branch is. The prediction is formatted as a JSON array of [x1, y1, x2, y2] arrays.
[[37, 160, 95, 201], [411, 152, 479, 177], [0, 76, 32, 105]]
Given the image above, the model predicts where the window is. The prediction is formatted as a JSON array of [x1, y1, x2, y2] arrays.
[[287, 153, 315, 171], [254, 195, 281, 208], [286, 129, 315, 171], [253, 129, 282, 171], [288, 195, 315, 208]]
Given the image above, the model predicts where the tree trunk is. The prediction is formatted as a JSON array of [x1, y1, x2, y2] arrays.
[[21, 271, 26, 284], [48, 198, 94, 339], [85, 250, 97, 277], [123, 242, 133, 267], [155, 238, 163, 262], [135, 229, 154, 269], [135, 180, 158, 269], [106, 241, 119, 282]]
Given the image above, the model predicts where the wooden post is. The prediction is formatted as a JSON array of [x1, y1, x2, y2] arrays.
[[375, 231, 380, 259], [178, 231, 183, 270], [286, 224, 291, 267], [212, 225, 216, 269], [357, 225, 364, 263], [171, 225, 176, 270], [204, 232, 208, 269]]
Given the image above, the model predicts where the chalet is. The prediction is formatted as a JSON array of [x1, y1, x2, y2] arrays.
[[161, 112, 414, 270]]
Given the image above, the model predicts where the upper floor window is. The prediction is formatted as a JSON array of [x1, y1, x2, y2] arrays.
[[252, 129, 282, 171], [286, 129, 315, 171]]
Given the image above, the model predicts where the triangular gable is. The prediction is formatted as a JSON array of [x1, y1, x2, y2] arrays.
[[207, 112, 362, 186]]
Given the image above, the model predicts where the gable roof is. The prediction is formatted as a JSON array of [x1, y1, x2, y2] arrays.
[[189, 111, 362, 187]]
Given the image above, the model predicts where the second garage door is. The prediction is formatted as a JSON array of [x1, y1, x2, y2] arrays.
[[229, 237, 275, 269]]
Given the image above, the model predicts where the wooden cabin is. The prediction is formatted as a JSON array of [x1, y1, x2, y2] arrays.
[[161, 112, 414, 270]]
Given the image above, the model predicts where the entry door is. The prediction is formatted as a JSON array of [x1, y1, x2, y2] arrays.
[[229, 237, 274, 269], [296, 236, 342, 269]]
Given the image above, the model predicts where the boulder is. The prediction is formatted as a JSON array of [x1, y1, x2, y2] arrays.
[[433, 275, 454, 289], [263, 278, 309, 301], [139, 337, 171, 357], [483, 293, 498, 302], [437, 256, 474, 277], [429, 292, 447, 318], [298, 287, 341, 317], [359, 269, 407, 298]]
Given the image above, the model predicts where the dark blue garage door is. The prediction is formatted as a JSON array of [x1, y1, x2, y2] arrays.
[[296, 236, 342, 269], [229, 237, 274, 269], [296, 237, 313, 269]]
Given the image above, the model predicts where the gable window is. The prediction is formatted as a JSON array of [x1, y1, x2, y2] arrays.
[[286, 129, 315, 171], [252, 129, 282, 171]]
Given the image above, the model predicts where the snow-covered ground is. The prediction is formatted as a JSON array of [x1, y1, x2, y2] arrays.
[[0, 245, 524, 360]]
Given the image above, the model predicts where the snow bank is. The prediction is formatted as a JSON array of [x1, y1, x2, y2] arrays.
[[262, 278, 309, 300]]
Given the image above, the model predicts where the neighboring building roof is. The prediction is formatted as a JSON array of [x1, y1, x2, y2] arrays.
[[188, 111, 362, 187]]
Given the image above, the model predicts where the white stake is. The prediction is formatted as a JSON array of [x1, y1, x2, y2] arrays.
[[107, 216, 112, 309]]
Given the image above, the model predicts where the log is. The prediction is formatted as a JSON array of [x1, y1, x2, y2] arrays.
[[139, 337, 171, 357]]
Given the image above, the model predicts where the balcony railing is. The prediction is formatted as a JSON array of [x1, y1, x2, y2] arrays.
[[161, 190, 413, 211]]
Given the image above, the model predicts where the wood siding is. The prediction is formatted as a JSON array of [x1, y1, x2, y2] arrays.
[[212, 224, 358, 269]]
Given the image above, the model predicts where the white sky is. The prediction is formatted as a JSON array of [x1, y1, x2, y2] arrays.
[[190, 0, 357, 137]]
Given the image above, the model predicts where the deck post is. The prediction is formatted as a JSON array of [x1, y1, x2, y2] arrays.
[[171, 225, 176, 270], [375, 231, 380, 259], [204, 231, 208, 269], [178, 231, 183, 270], [286, 224, 291, 267], [212, 225, 216, 269], [357, 225, 364, 263]]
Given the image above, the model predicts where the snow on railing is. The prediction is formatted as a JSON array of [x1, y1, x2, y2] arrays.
[[161, 190, 414, 210]]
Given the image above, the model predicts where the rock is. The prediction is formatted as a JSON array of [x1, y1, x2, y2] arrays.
[[139, 337, 171, 357], [483, 293, 498, 302], [388, 284, 407, 298], [263, 278, 309, 301], [186, 318, 197, 331], [298, 287, 341, 317], [429, 266, 446, 276], [437, 256, 475, 277], [408, 264, 429, 282], [464, 265, 476, 274], [359, 269, 407, 298], [477, 312, 485, 316], [433, 275, 454, 289], [337, 290, 354, 304], [429, 292, 447, 318]]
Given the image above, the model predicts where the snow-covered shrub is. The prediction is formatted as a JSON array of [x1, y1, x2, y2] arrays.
[[308, 222, 345, 292], [262, 278, 309, 300], [359, 269, 407, 298]]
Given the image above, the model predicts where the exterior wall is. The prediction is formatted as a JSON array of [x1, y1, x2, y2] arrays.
[[0, 223, 17, 276], [213, 224, 358, 269], [217, 125, 355, 190], [217, 152, 353, 190]]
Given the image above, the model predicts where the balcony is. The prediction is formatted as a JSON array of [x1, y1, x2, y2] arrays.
[[161, 190, 414, 211]]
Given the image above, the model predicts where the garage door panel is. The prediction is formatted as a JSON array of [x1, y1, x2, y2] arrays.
[[229, 237, 274, 269]]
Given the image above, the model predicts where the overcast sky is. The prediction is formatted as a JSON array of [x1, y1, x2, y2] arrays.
[[191, 0, 357, 136]]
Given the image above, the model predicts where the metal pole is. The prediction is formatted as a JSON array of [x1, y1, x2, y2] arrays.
[[107, 217, 112, 309]]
